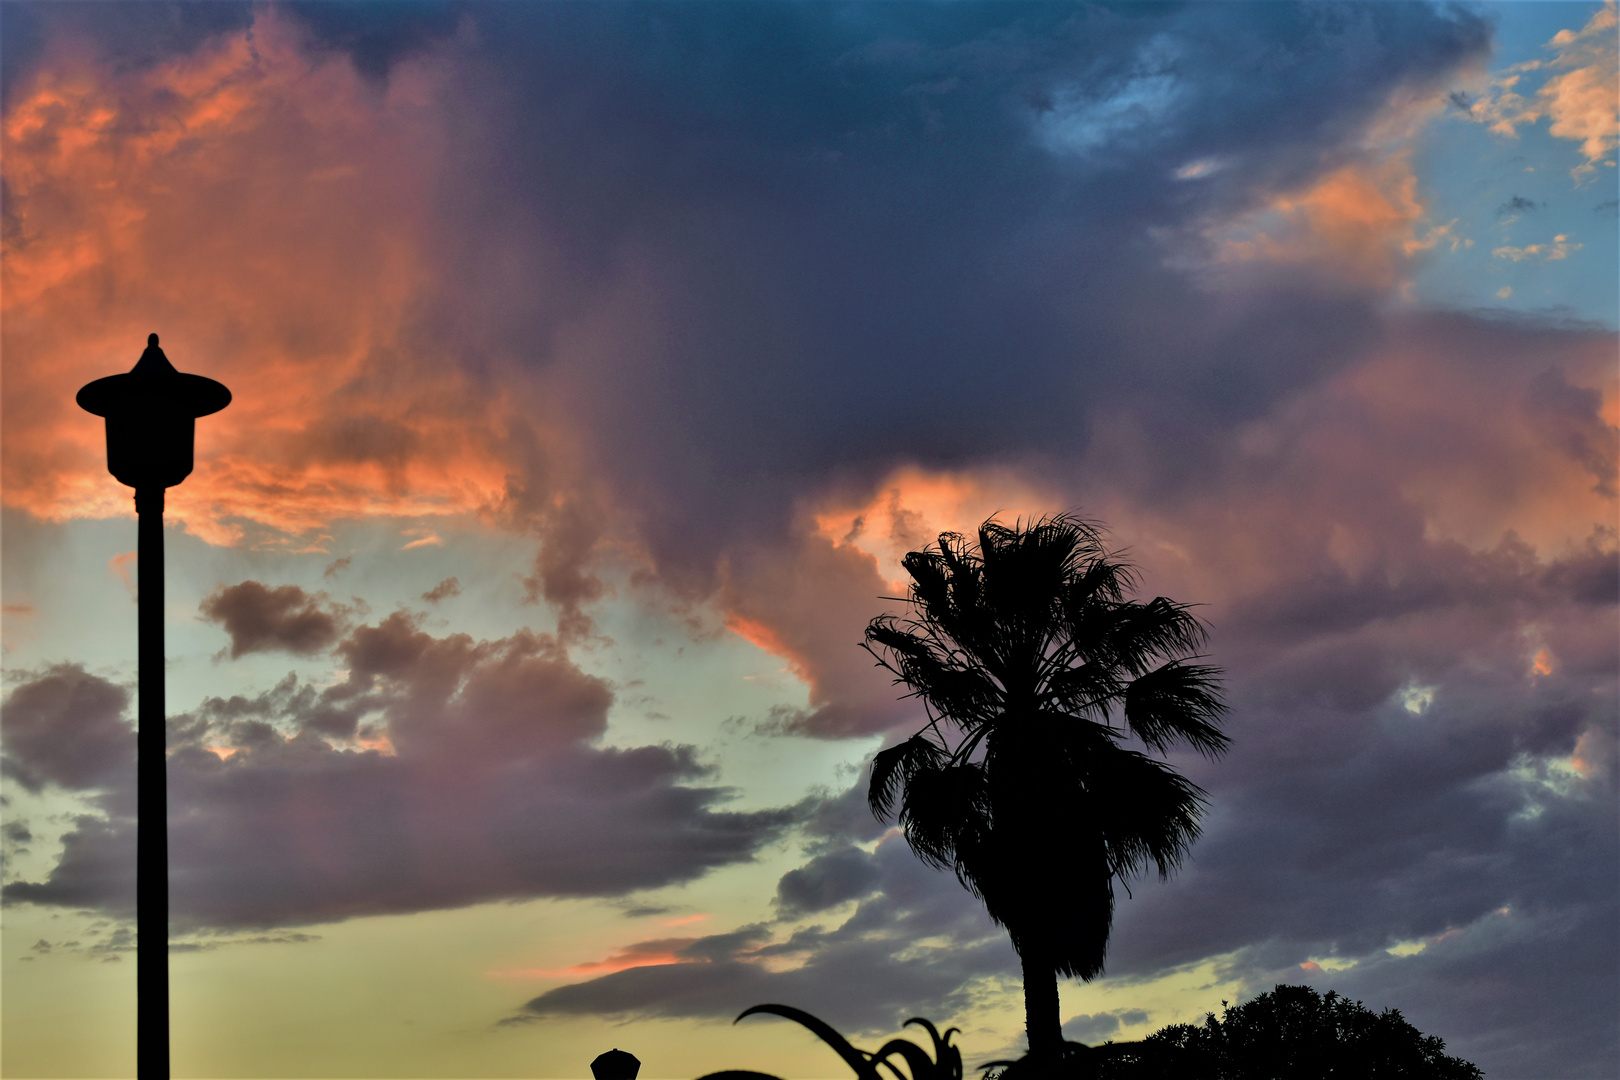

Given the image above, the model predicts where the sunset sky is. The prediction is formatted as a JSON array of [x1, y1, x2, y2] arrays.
[[1, 3, 1615, 1078]]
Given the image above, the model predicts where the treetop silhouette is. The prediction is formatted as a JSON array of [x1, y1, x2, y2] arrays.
[[863, 513, 1228, 1055]]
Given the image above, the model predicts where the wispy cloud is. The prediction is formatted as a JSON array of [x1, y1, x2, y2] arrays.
[[1493, 234, 1583, 261]]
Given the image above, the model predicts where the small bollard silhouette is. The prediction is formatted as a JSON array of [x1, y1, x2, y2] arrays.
[[591, 1048, 641, 1080]]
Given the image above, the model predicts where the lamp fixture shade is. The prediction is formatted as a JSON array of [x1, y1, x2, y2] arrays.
[[77, 334, 231, 490]]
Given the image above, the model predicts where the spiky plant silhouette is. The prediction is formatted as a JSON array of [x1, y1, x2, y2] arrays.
[[695, 1004, 963, 1080]]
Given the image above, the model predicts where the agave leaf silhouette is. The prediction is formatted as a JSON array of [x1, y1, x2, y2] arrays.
[[695, 1005, 963, 1080], [870, 1019, 963, 1080]]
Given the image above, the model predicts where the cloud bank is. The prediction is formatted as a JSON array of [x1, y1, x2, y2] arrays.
[[3, 607, 802, 929]]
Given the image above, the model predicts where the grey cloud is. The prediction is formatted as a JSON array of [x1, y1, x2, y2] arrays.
[[775, 845, 882, 917], [168, 931, 321, 954], [1061, 1010, 1149, 1045], [294, 413, 418, 472], [6, 815, 135, 916], [801, 778, 892, 848], [1091, 639, 1617, 1078], [1522, 367, 1619, 496], [0, 663, 132, 795], [514, 958, 768, 1028], [199, 582, 349, 658], [422, 577, 461, 603], [3, 623, 805, 930], [522, 497, 608, 643], [518, 834, 1016, 1038]]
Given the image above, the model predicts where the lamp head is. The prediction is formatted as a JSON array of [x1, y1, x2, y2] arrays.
[[77, 334, 231, 490]]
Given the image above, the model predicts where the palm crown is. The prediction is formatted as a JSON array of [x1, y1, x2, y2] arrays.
[[864, 514, 1228, 1053]]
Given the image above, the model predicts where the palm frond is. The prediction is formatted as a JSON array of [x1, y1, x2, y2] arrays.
[[869, 735, 945, 821], [1123, 661, 1229, 757], [897, 761, 991, 874], [861, 511, 1230, 1028]]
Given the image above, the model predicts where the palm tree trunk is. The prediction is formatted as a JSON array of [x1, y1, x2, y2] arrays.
[[1020, 941, 1063, 1055]]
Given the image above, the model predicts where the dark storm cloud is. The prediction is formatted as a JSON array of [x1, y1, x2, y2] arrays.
[[420, 1, 1491, 583], [365, 0, 1508, 752], [286, 0, 467, 82], [0, 0, 465, 101], [199, 581, 349, 658], [2, 622, 804, 929], [0, 1, 253, 100]]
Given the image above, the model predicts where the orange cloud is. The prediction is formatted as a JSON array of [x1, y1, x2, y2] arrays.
[[811, 465, 1065, 592], [662, 913, 711, 927], [1340, 333, 1617, 556], [711, 468, 1065, 737], [107, 550, 137, 598], [1465, 2, 1618, 181], [487, 938, 701, 980], [1067, 318, 1618, 623], [1184, 82, 1469, 293], [1, 10, 555, 547], [1203, 153, 1432, 291]]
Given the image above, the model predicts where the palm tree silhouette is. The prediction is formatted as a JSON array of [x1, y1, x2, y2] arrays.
[[864, 514, 1228, 1058]]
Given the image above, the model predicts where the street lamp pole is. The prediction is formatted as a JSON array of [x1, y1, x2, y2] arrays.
[[78, 335, 231, 1080]]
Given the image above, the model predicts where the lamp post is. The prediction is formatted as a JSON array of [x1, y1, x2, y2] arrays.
[[78, 334, 231, 1080]]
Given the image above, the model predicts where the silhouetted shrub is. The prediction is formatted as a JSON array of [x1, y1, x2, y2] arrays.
[[699, 988, 1481, 1080], [1138, 984, 1482, 1080]]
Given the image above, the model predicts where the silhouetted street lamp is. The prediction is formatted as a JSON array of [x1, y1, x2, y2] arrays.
[[78, 334, 230, 1080], [592, 1049, 642, 1080]]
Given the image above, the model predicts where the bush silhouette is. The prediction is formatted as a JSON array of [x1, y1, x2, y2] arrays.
[[1137, 984, 1483, 1080]]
